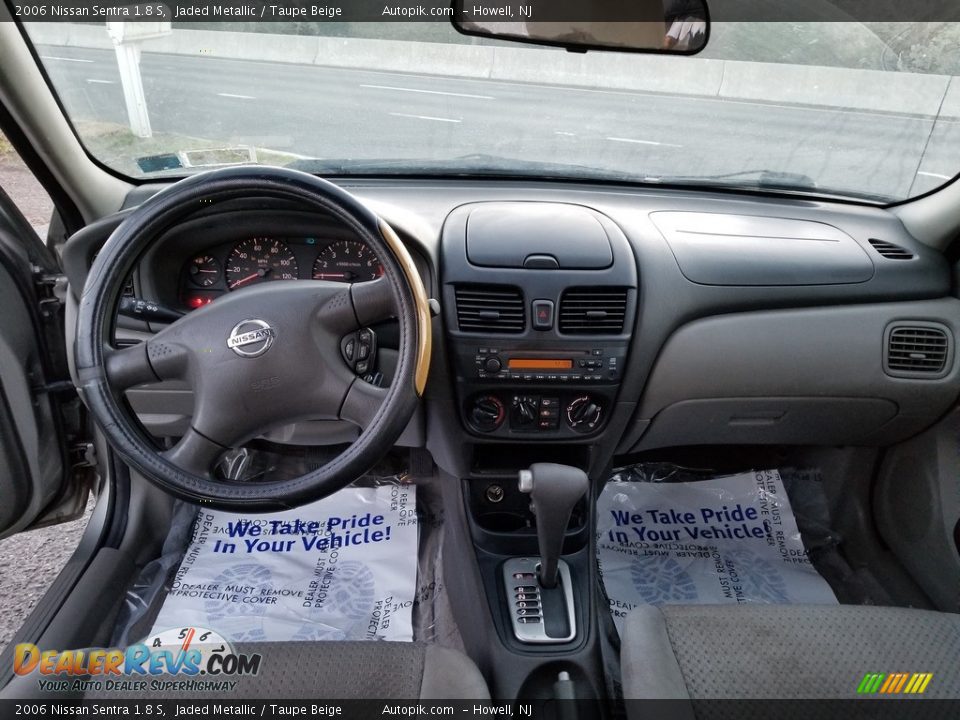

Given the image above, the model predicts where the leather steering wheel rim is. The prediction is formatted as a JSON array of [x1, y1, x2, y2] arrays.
[[75, 166, 431, 511]]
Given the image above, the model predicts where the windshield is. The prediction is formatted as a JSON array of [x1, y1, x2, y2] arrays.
[[21, 18, 960, 201]]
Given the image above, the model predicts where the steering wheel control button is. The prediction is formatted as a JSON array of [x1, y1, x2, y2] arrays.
[[341, 328, 377, 378], [226, 319, 275, 358], [532, 299, 554, 330]]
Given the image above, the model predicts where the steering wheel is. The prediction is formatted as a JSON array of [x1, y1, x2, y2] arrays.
[[74, 167, 431, 511]]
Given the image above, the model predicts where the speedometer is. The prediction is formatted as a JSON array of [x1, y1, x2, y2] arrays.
[[312, 240, 383, 283], [226, 238, 299, 291]]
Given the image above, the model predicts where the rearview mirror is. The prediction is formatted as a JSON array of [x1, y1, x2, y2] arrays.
[[452, 0, 710, 54]]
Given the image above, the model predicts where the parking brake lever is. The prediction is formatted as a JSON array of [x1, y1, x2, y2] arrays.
[[519, 463, 589, 589]]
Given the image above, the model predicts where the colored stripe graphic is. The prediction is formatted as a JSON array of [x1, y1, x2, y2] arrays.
[[858, 672, 933, 694], [893, 673, 909, 693]]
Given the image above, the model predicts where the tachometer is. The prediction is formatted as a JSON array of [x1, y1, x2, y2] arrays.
[[312, 240, 383, 283], [187, 254, 221, 288], [226, 238, 299, 291]]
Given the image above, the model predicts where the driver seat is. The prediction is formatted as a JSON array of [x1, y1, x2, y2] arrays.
[[621, 604, 960, 709]]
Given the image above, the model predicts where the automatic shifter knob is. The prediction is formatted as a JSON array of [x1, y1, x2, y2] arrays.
[[519, 463, 589, 588]]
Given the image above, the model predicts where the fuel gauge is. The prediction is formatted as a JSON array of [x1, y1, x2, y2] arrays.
[[188, 254, 221, 288]]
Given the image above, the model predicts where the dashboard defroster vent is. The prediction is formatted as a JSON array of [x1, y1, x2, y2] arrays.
[[455, 284, 525, 333], [885, 324, 951, 377], [868, 239, 914, 260], [559, 287, 628, 335]]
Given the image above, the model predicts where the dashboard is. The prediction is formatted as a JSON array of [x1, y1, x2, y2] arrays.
[[59, 179, 960, 480]]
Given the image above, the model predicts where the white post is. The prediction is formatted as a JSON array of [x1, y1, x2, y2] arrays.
[[106, 21, 171, 139], [112, 40, 152, 138]]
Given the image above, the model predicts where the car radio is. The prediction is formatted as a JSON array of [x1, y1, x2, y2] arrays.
[[467, 346, 625, 384]]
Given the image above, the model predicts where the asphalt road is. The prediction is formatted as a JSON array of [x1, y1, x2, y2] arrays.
[[0, 501, 93, 654], [36, 44, 960, 200]]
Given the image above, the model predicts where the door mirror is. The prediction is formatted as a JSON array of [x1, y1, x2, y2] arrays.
[[452, 0, 709, 54]]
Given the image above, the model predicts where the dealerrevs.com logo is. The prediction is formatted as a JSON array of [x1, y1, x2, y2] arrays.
[[14, 626, 261, 693]]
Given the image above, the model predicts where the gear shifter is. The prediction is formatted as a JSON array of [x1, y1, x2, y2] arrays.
[[518, 463, 589, 588]]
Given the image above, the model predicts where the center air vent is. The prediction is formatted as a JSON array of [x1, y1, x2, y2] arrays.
[[869, 239, 914, 260], [559, 287, 628, 335], [885, 324, 951, 377], [455, 285, 525, 333]]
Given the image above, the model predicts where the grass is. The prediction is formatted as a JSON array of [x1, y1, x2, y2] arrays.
[[0, 131, 14, 160]]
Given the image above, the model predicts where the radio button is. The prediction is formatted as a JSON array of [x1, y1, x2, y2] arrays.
[[484, 357, 503, 373]]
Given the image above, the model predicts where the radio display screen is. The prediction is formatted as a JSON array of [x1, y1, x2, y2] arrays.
[[507, 358, 574, 370]]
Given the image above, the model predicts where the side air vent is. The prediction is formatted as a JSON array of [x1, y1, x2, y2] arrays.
[[869, 239, 914, 260], [455, 285, 525, 333], [885, 324, 951, 377], [559, 287, 628, 335]]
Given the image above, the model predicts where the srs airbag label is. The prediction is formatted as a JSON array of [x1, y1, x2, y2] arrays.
[[597, 469, 836, 633], [150, 485, 418, 643]]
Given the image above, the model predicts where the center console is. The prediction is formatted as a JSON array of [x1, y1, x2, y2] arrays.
[[441, 201, 638, 440], [439, 201, 637, 705]]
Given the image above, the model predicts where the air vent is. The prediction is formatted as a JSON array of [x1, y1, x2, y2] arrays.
[[455, 285, 525, 333], [559, 287, 628, 335], [869, 239, 914, 260], [885, 324, 950, 377]]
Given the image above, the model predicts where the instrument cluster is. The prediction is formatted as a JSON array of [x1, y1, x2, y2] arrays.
[[179, 236, 383, 309]]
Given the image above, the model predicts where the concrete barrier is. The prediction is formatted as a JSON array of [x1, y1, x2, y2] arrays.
[[489, 45, 726, 97], [719, 60, 950, 117], [27, 23, 960, 119]]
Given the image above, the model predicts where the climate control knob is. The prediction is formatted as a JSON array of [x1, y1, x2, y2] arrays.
[[566, 395, 602, 432], [469, 395, 506, 432], [510, 395, 539, 429]]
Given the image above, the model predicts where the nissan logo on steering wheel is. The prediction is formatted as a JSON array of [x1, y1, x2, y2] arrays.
[[227, 319, 276, 358]]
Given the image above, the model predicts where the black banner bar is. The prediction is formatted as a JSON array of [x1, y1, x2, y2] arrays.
[[6, 0, 960, 23], [1, 699, 959, 718]]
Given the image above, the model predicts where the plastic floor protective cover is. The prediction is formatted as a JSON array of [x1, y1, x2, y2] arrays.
[[597, 464, 846, 635], [113, 451, 452, 647]]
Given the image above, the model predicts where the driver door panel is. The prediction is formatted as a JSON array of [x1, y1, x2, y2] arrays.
[[0, 183, 84, 539]]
